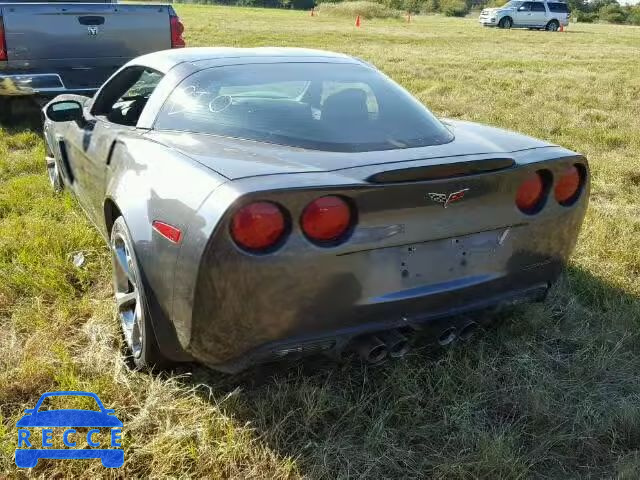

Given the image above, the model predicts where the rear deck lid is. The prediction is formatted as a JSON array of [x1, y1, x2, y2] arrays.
[[145, 119, 555, 180]]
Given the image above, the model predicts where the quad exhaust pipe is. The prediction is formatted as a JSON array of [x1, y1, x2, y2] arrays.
[[352, 330, 410, 363], [438, 327, 457, 346], [352, 321, 479, 364], [353, 335, 388, 364], [438, 320, 480, 346], [378, 330, 409, 358], [458, 321, 479, 341]]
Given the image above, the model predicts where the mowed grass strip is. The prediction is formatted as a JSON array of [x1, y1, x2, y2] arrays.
[[0, 7, 639, 478]]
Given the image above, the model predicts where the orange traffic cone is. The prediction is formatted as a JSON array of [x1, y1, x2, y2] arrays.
[[559, 24, 564, 32], [355, 15, 361, 27], [310, 8, 315, 16]]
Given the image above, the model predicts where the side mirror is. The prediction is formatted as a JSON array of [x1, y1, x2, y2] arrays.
[[23, 408, 35, 415], [46, 100, 84, 123]]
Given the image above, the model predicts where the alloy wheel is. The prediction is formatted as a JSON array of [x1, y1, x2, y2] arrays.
[[111, 231, 143, 358], [46, 156, 62, 192]]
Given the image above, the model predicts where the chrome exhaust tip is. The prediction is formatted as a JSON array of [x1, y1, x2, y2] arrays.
[[437, 327, 457, 346], [353, 335, 388, 364], [378, 330, 410, 358], [458, 321, 479, 341]]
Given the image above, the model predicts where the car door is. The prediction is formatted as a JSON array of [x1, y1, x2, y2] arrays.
[[513, 1, 533, 26], [529, 2, 548, 27], [548, 2, 569, 25], [62, 67, 164, 225]]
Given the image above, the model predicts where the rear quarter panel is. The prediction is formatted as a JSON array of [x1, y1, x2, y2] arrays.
[[105, 137, 225, 359]]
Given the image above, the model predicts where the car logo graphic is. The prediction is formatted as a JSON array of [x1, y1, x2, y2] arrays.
[[88, 26, 99, 36], [15, 391, 123, 468], [427, 188, 469, 208]]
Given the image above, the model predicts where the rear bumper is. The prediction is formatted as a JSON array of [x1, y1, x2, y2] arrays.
[[187, 211, 585, 372], [0, 73, 97, 97], [212, 280, 552, 373]]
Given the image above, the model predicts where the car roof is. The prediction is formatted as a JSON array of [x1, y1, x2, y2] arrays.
[[132, 47, 362, 74]]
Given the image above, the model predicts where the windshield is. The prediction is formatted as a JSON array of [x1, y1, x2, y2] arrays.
[[155, 62, 453, 153], [501, 1, 522, 7]]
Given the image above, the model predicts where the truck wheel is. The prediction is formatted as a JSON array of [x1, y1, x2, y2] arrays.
[[0, 98, 12, 125], [498, 17, 513, 29], [546, 20, 559, 31], [110, 216, 169, 370]]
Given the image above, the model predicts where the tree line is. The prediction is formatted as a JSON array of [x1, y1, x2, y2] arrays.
[[178, 0, 640, 25]]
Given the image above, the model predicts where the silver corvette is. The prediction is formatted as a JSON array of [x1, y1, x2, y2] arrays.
[[42, 48, 589, 372]]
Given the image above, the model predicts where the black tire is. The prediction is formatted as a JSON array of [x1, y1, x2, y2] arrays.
[[110, 216, 168, 370], [498, 16, 513, 29], [546, 20, 559, 31], [0, 98, 11, 125]]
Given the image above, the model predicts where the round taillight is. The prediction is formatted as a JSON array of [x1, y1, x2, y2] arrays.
[[230, 202, 286, 252], [555, 165, 582, 206], [516, 172, 547, 214], [301, 195, 353, 244]]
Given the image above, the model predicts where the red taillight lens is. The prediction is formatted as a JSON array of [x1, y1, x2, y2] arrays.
[[231, 202, 286, 252], [152, 221, 182, 244], [0, 17, 8, 62], [516, 172, 547, 214], [301, 196, 353, 244], [170, 16, 185, 49], [554, 165, 582, 206]]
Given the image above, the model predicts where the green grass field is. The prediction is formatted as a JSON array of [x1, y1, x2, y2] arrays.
[[1, 6, 639, 478]]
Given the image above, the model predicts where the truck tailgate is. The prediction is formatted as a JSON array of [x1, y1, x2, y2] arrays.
[[1, 4, 172, 89], [3, 4, 171, 60]]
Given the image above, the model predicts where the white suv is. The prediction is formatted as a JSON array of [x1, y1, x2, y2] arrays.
[[479, 1, 570, 31]]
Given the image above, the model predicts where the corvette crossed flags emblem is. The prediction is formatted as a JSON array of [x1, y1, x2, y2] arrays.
[[427, 188, 469, 208]]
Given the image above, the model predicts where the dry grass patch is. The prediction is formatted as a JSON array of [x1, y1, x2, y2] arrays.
[[0, 7, 639, 478], [318, 1, 401, 19]]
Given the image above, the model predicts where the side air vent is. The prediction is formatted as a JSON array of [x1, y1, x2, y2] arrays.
[[366, 158, 515, 184]]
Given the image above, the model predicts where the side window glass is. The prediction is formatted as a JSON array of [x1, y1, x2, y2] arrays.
[[92, 67, 164, 127], [532, 3, 546, 12], [518, 2, 532, 11]]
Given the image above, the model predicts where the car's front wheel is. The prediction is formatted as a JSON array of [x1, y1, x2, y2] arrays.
[[110, 216, 167, 369], [546, 20, 559, 31], [498, 16, 513, 29]]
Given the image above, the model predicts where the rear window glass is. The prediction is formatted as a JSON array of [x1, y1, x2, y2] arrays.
[[155, 63, 453, 153], [548, 2, 569, 12]]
